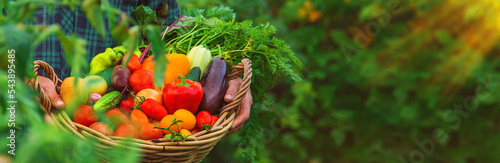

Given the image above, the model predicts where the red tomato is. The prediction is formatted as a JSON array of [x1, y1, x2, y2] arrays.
[[140, 99, 169, 121], [73, 105, 98, 126], [196, 111, 212, 130], [210, 115, 219, 127], [130, 109, 150, 129], [129, 69, 154, 93], [140, 123, 163, 140], [106, 108, 130, 127], [191, 128, 201, 134], [114, 124, 139, 138], [125, 54, 142, 72], [120, 100, 134, 113]]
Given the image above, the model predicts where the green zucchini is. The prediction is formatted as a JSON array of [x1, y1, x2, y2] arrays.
[[185, 66, 201, 82]]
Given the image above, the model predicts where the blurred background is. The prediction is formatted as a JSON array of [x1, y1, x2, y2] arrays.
[[2, 0, 500, 162], [181, 0, 500, 162]]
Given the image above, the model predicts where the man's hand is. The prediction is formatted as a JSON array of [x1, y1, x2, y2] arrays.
[[38, 76, 65, 109], [224, 78, 253, 136]]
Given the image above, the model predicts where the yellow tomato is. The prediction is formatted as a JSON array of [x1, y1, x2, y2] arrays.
[[173, 109, 196, 130], [179, 129, 192, 137], [135, 88, 162, 104], [159, 115, 182, 134]]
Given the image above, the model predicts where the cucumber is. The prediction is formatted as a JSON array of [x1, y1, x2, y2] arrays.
[[185, 67, 201, 82], [93, 91, 122, 112]]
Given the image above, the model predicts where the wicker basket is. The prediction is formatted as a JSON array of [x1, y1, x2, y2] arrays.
[[27, 58, 252, 162]]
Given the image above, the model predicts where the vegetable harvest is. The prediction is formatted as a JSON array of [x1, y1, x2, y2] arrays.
[[162, 13, 302, 113], [63, 5, 300, 145], [158, 11, 302, 159]]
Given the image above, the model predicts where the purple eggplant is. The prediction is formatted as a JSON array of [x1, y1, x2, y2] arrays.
[[199, 57, 228, 114]]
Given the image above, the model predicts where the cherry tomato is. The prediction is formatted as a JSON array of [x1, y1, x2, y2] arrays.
[[210, 115, 219, 127], [191, 128, 201, 134], [196, 111, 212, 130], [119, 100, 134, 113]]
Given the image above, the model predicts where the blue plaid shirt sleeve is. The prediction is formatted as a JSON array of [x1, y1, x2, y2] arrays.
[[31, 0, 180, 80]]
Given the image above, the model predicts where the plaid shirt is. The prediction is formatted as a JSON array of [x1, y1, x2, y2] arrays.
[[31, 0, 180, 80]]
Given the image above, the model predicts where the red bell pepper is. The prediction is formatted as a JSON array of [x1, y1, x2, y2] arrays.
[[163, 75, 203, 114]]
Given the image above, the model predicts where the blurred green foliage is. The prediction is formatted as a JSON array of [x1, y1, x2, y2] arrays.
[[0, 0, 149, 162], [180, 0, 500, 162]]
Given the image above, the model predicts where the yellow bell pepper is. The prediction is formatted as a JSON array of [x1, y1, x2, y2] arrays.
[[164, 53, 190, 84]]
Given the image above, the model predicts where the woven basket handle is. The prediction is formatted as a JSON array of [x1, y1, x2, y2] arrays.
[[28, 60, 63, 113], [219, 59, 252, 114]]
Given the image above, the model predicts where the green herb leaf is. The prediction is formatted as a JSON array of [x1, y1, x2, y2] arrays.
[[154, 1, 169, 25], [133, 4, 158, 27]]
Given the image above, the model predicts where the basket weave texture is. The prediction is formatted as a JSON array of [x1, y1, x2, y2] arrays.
[[27, 58, 252, 163]]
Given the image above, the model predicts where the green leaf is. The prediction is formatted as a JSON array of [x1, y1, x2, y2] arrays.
[[144, 25, 166, 57], [358, 4, 376, 22], [153, 1, 169, 25], [153, 50, 167, 88], [161, 15, 200, 40], [34, 25, 61, 46], [123, 26, 139, 58], [108, 139, 141, 163], [1, 22, 33, 79], [140, 25, 168, 88], [330, 130, 345, 147], [330, 29, 349, 44], [133, 4, 158, 27], [111, 14, 130, 44], [435, 30, 453, 45], [205, 5, 235, 21], [82, 0, 106, 38]]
